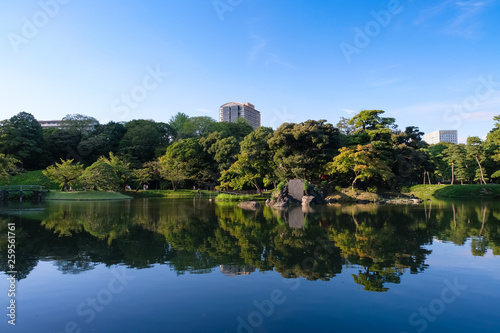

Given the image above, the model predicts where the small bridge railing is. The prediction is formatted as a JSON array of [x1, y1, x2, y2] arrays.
[[0, 185, 46, 192]]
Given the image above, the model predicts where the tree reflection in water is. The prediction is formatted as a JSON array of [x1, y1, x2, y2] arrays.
[[0, 199, 499, 292]]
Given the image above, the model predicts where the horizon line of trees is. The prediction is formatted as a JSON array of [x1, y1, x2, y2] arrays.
[[1, 110, 499, 191]]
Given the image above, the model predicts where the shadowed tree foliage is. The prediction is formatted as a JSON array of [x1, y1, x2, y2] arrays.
[[0, 112, 44, 170], [327, 144, 394, 189], [219, 127, 276, 191], [0, 154, 19, 182], [118, 120, 172, 167], [268, 120, 340, 182]]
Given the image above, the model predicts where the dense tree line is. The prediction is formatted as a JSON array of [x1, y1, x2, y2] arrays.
[[1, 111, 499, 191]]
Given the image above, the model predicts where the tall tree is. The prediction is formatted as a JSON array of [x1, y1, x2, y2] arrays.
[[348, 110, 397, 133], [79, 160, 121, 191], [43, 159, 84, 191], [0, 154, 19, 182], [327, 144, 394, 189], [443, 144, 467, 184], [97, 152, 131, 189], [43, 128, 82, 164], [486, 115, 500, 180], [168, 112, 190, 141], [336, 116, 355, 136], [60, 114, 99, 135], [219, 127, 275, 191], [118, 120, 171, 166], [77, 121, 126, 164], [157, 155, 188, 191], [466, 137, 487, 184], [268, 120, 340, 181], [0, 112, 44, 170]]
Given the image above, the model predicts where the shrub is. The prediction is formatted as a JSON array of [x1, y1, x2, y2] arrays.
[[367, 186, 377, 193], [277, 181, 286, 192], [400, 186, 411, 193], [79, 160, 121, 191]]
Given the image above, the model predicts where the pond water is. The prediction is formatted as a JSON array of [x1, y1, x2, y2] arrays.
[[0, 198, 499, 333]]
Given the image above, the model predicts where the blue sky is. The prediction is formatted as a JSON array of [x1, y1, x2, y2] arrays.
[[1, 0, 499, 142]]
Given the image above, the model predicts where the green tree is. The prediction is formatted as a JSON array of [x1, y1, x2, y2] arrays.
[[466, 137, 487, 184], [79, 160, 121, 191], [168, 112, 190, 141], [486, 115, 500, 180], [0, 112, 44, 170], [220, 126, 277, 191], [59, 114, 98, 135], [158, 155, 189, 191], [131, 168, 152, 190], [0, 154, 19, 182], [77, 121, 126, 164], [180, 116, 218, 139], [268, 120, 340, 181], [427, 143, 452, 182], [97, 152, 131, 189], [43, 128, 82, 164], [443, 144, 468, 184], [336, 116, 355, 136], [118, 120, 171, 166], [43, 159, 84, 191], [348, 110, 396, 133], [327, 144, 394, 189]]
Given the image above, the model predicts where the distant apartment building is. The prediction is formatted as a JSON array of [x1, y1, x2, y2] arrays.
[[38, 120, 62, 129], [219, 102, 261, 130], [423, 130, 458, 144]]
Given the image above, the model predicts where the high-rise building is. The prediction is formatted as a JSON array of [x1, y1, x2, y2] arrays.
[[423, 130, 458, 144], [219, 102, 261, 130]]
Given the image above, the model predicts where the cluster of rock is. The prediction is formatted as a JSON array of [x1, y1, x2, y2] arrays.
[[265, 179, 324, 209], [237, 201, 260, 210], [237, 179, 425, 211]]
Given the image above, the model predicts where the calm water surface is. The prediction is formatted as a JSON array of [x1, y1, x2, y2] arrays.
[[0, 198, 499, 333]]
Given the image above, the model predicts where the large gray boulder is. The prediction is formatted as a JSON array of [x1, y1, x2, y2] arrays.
[[288, 179, 305, 203], [237, 201, 260, 210]]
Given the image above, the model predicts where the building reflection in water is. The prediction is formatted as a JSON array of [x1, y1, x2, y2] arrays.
[[220, 265, 256, 276]]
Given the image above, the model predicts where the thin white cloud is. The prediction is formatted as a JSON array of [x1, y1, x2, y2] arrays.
[[462, 111, 498, 121], [414, 0, 493, 39], [341, 108, 357, 115]]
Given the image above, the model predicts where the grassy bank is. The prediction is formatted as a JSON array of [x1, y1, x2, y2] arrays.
[[125, 189, 215, 198], [0, 170, 59, 189], [45, 191, 133, 201], [215, 193, 271, 202], [411, 184, 500, 199], [326, 188, 381, 203]]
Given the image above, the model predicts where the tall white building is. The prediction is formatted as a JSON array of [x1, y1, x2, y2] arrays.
[[423, 130, 458, 144], [219, 102, 261, 130]]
